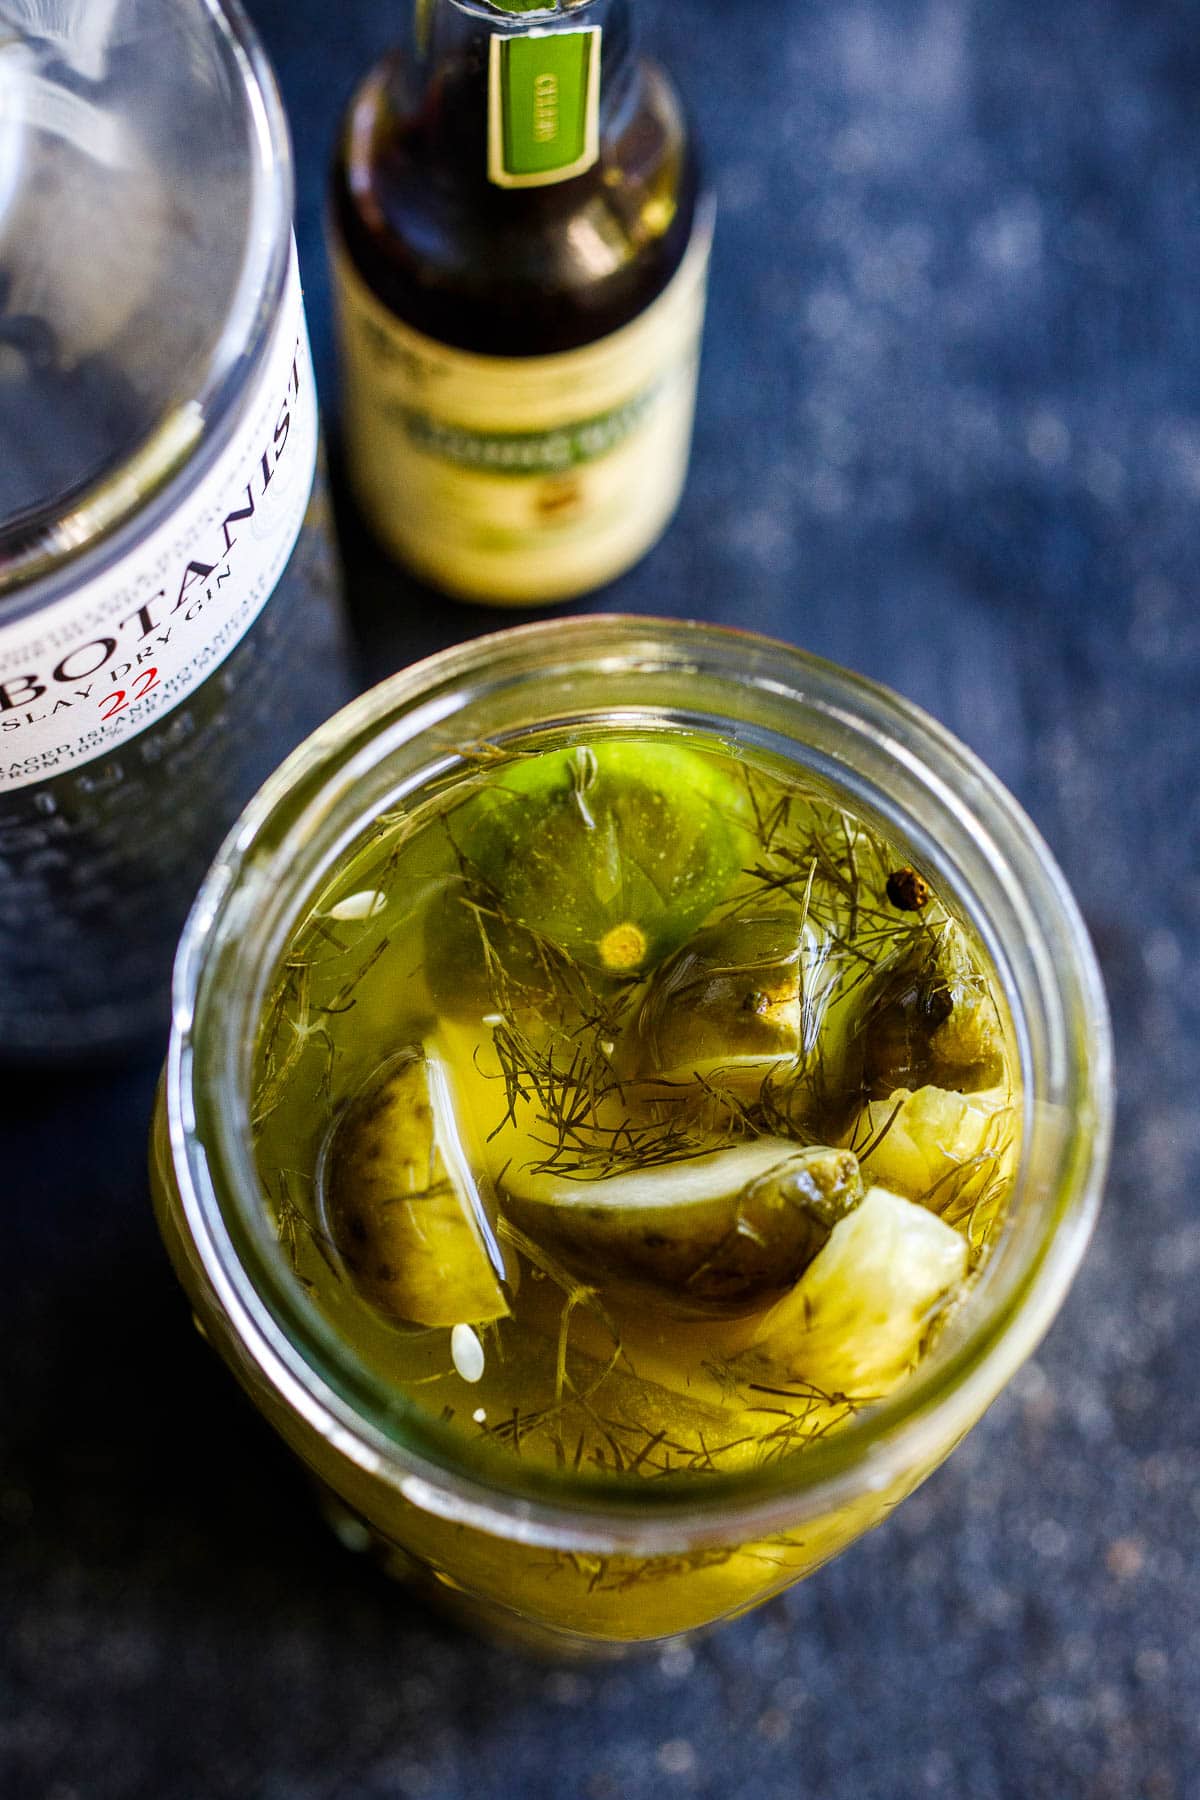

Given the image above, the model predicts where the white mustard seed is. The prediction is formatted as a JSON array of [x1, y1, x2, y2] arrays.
[[328, 890, 387, 922], [451, 1323, 486, 1384]]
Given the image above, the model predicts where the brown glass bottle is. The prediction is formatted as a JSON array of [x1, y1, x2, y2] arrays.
[[329, 0, 713, 604]]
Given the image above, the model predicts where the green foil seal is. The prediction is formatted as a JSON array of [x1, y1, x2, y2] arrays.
[[488, 26, 601, 188]]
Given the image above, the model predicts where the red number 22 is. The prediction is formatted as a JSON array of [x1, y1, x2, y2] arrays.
[[99, 666, 160, 721]]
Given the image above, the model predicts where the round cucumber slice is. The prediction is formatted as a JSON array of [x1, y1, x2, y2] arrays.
[[501, 1139, 864, 1313], [750, 1185, 968, 1395], [325, 1048, 511, 1329], [455, 742, 754, 977]]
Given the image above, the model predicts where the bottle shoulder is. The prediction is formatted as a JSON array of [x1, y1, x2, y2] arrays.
[[330, 54, 703, 358]]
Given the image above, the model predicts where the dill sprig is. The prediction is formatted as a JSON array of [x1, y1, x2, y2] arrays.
[[252, 962, 338, 1130], [496, 1216, 626, 1405], [456, 865, 750, 1181], [274, 1170, 341, 1290]]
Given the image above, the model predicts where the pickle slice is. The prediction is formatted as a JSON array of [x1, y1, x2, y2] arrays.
[[853, 927, 1005, 1098], [750, 1185, 968, 1395], [325, 1048, 511, 1328], [630, 914, 806, 1096], [854, 1083, 1015, 1207], [501, 1140, 864, 1313], [456, 742, 753, 976]]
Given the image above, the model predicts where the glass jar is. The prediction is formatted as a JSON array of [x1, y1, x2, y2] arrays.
[[151, 617, 1112, 1652], [0, 0, 350, 1057]]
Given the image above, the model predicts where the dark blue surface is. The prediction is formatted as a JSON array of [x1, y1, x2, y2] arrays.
[[3, 2, 1197, 1795]]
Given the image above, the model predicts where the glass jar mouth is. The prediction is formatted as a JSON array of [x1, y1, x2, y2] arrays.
[[0, 0, 293, 599], [167, 617, 1113, 1554]]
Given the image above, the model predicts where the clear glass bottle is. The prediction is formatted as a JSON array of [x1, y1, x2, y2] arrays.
[[329, 0, 713, 604], [150, 618, 1113, 1653], [0, 0, 351, 1057]]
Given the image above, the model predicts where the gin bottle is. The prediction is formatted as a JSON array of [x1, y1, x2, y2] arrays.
[[0, 0, 351, 1056]]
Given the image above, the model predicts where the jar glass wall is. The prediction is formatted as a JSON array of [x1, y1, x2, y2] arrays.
[[151, 618, 1112, 1650]]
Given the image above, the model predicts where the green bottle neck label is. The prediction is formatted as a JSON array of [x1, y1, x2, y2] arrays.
[[488, 26, 602, 189]]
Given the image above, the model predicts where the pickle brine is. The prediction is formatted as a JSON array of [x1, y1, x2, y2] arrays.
[[251, 732, 1020, 1517]]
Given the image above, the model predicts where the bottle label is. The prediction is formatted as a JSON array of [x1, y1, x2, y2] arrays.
[[0, 243, 319, 794], [333, 212, 713, 603], [488, 26, 601, 189]]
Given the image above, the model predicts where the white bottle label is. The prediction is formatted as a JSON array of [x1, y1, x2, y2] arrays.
[[0, 244, 319, 794], [333, 214, 713, 604]]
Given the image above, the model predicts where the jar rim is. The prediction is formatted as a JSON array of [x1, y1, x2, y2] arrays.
[[166, 616, 1113, 1554], [0, 0, 293, 601]]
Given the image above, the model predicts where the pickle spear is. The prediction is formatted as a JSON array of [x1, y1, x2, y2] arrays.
[[456, 741, 754, 977], [501, 1140, 864, 1312], [750, 1185, 968, 1395], [325, 1048, 511, 1328]]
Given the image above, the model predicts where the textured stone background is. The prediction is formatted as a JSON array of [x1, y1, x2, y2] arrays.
[[3, 0, 1198, 1795]]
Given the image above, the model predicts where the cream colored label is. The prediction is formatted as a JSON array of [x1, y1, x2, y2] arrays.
[[334, 218, 712, 603]]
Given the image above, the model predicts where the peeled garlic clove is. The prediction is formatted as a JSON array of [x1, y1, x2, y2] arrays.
[[750, 1185, 968, 1396]]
